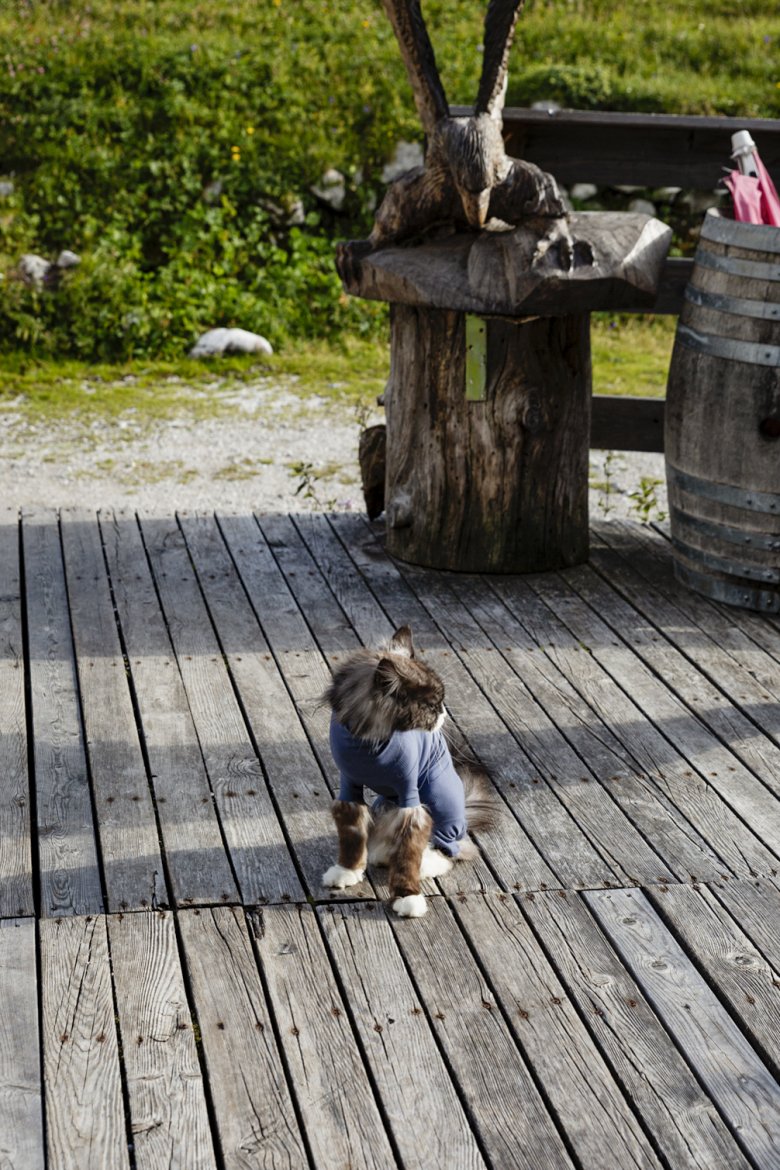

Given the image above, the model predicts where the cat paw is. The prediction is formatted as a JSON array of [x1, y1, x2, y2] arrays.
[[419, 848, 453, 879], [322, 864, 365, 890], [392, 894, 427, 918]]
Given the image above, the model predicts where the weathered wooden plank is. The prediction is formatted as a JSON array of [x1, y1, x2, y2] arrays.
[[317, 901, 488, 1169], [107, 911, 216, 1170], [177, 906, 308, 1169], [40, 915, 129, 1169], [60, 510, 168, 913], [398, 556, 666, 887], [710, 877, 780, 971], [178, 512, 339, 897], [389, 897, 575, 1169], [523, 890, 753, 1170], [521, 566, 780, 877], [0, 510, 33, 919], [597, 520, 780, 754], [293, 513, 498, 896], [99, 510, 239, 907], [649, 882, 780, 1073], [452, 892, 662, 1169], [458, 571, 724, 883], [215, 511, 379, 902], [327, 512, 562, 893], [491, 569, 757, 881], [22, 510, 103, 918], [587, 887, 780, 1167], [0, 917, 44, 1170], [139, 513, 303, 906], [257, 903, 397, 1169]]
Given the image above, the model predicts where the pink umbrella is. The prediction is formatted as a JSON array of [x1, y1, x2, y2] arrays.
[[724, 130, 780, 226]]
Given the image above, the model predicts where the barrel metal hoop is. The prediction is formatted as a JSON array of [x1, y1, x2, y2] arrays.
[[671, 504, 780, 551], [694, 248, 780, 283], [677, 323, 780, 367], [667, 464, 780, 514], [685, 283, 780, 322], [671, 535, 780, 584], [673, 559, 780, 613], [701, 212, 780, 255]]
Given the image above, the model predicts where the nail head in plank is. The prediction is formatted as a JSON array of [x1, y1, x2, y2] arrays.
[[452, 892, 663, 1169], [317, 900, 488, 1170], [40, 915, 129, 1169], [256, 903, 397, 1169], [177, 906, 308, 1169], [524, 890, 753, 1170], [0, 917, 44, 1170], [586, 887, 780, 1167]]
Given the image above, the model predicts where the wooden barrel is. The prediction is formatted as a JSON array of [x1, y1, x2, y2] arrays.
[[665, 211, 780, 612]]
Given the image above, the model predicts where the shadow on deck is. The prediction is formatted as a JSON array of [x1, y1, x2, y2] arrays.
[[2, 507, 780, 1168]]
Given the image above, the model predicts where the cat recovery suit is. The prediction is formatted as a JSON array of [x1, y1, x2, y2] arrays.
[[330, 715, 467, 857]]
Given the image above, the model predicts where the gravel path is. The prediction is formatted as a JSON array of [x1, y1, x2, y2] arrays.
[[1, 375, 668, 521]]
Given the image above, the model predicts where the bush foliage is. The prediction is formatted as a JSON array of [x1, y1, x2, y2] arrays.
[[1, 0, 779, 360]]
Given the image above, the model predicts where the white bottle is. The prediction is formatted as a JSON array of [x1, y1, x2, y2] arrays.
[[731, 130, 760, 178]]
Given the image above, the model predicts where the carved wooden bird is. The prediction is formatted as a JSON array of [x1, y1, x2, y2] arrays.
[[339, 0, 588, 276]]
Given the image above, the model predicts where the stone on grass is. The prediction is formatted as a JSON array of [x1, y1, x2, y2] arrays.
[[628, 197, 657, 217], [571, 183, 598, 202], [310, 168, 346, 211], [19, 254, 54, 288], [189, 328, 273, 358], [381, 141, 424, 184], [56, 249, 81, 269]]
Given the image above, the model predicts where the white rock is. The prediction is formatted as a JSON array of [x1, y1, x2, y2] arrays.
[[571, 183, 598, 202], [18, 254, 54, 287], [0, 180, 14, 197], [310, 168, 346, 210], [628, 198, 657, 217], [189, 327, 273, 358], [56, 249, 81, 269], [381, 140, 424, 183]]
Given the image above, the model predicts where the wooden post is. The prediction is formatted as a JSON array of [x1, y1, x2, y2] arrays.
[[384, 306, 591, 572]]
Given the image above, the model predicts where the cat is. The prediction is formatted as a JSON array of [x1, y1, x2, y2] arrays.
[[321, 625, 497, 917]]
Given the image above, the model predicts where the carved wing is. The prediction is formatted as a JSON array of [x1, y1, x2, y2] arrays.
[[381, 0, 450, 134], [475, 0, 523, 120]]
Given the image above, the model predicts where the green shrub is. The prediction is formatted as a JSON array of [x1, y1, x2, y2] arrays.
[[1, 0, 779, 361]]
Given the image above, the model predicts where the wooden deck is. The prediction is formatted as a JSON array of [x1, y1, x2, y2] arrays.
[[2, 507, 780, 1169]]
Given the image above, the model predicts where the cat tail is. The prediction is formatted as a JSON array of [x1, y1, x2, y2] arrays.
[[461, 764, 499, 834]]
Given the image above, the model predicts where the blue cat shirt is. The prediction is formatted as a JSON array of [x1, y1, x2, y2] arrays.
[[330, 715, 467, 857]]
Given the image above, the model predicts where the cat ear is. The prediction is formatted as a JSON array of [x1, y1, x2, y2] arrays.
[[389, 625, 415, 658]]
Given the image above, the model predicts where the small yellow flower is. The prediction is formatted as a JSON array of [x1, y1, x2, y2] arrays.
[[245, 126, 255, 135]]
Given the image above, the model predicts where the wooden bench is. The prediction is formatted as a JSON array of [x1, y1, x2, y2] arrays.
[[487, 107, 780, 451]]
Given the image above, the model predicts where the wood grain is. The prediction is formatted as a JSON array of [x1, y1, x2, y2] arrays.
[[40, 915, 129, 1169], [99, 510, 239, 907], [60, 509, 168, 913], [177, 906, 308, 1169], [524, 890, 752, 1170], [0, 917, 44, 1170], [108, 911, 216, 1170], [587, 887, 780, 1167], [139, 513, 302, 906], [22, 510, 103, 918], [257, 903, 396, 1170], [452, 892, 661, 1169], [0, 510, 33, 919], [317, 900, 487, 1170]]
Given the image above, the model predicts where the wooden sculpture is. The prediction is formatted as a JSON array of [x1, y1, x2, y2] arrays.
[[338, 0, 590, 279]]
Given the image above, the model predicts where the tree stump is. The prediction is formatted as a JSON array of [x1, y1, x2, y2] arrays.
[[384, 306, 590, 572], [341, 212, 671, 572]]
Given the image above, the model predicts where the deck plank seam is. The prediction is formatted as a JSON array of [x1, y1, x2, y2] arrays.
[[18, 512, 42, 923]]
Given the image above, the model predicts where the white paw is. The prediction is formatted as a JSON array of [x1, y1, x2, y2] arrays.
[[392, 894, 427, 918], [419, 848, 453, 879], [322, 864, 364, 890]]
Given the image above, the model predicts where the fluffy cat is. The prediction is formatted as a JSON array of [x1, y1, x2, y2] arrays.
[[321, 625, 496, 917]]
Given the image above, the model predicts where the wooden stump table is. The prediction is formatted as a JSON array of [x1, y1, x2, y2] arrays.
[[342, 211, 672, 572]]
